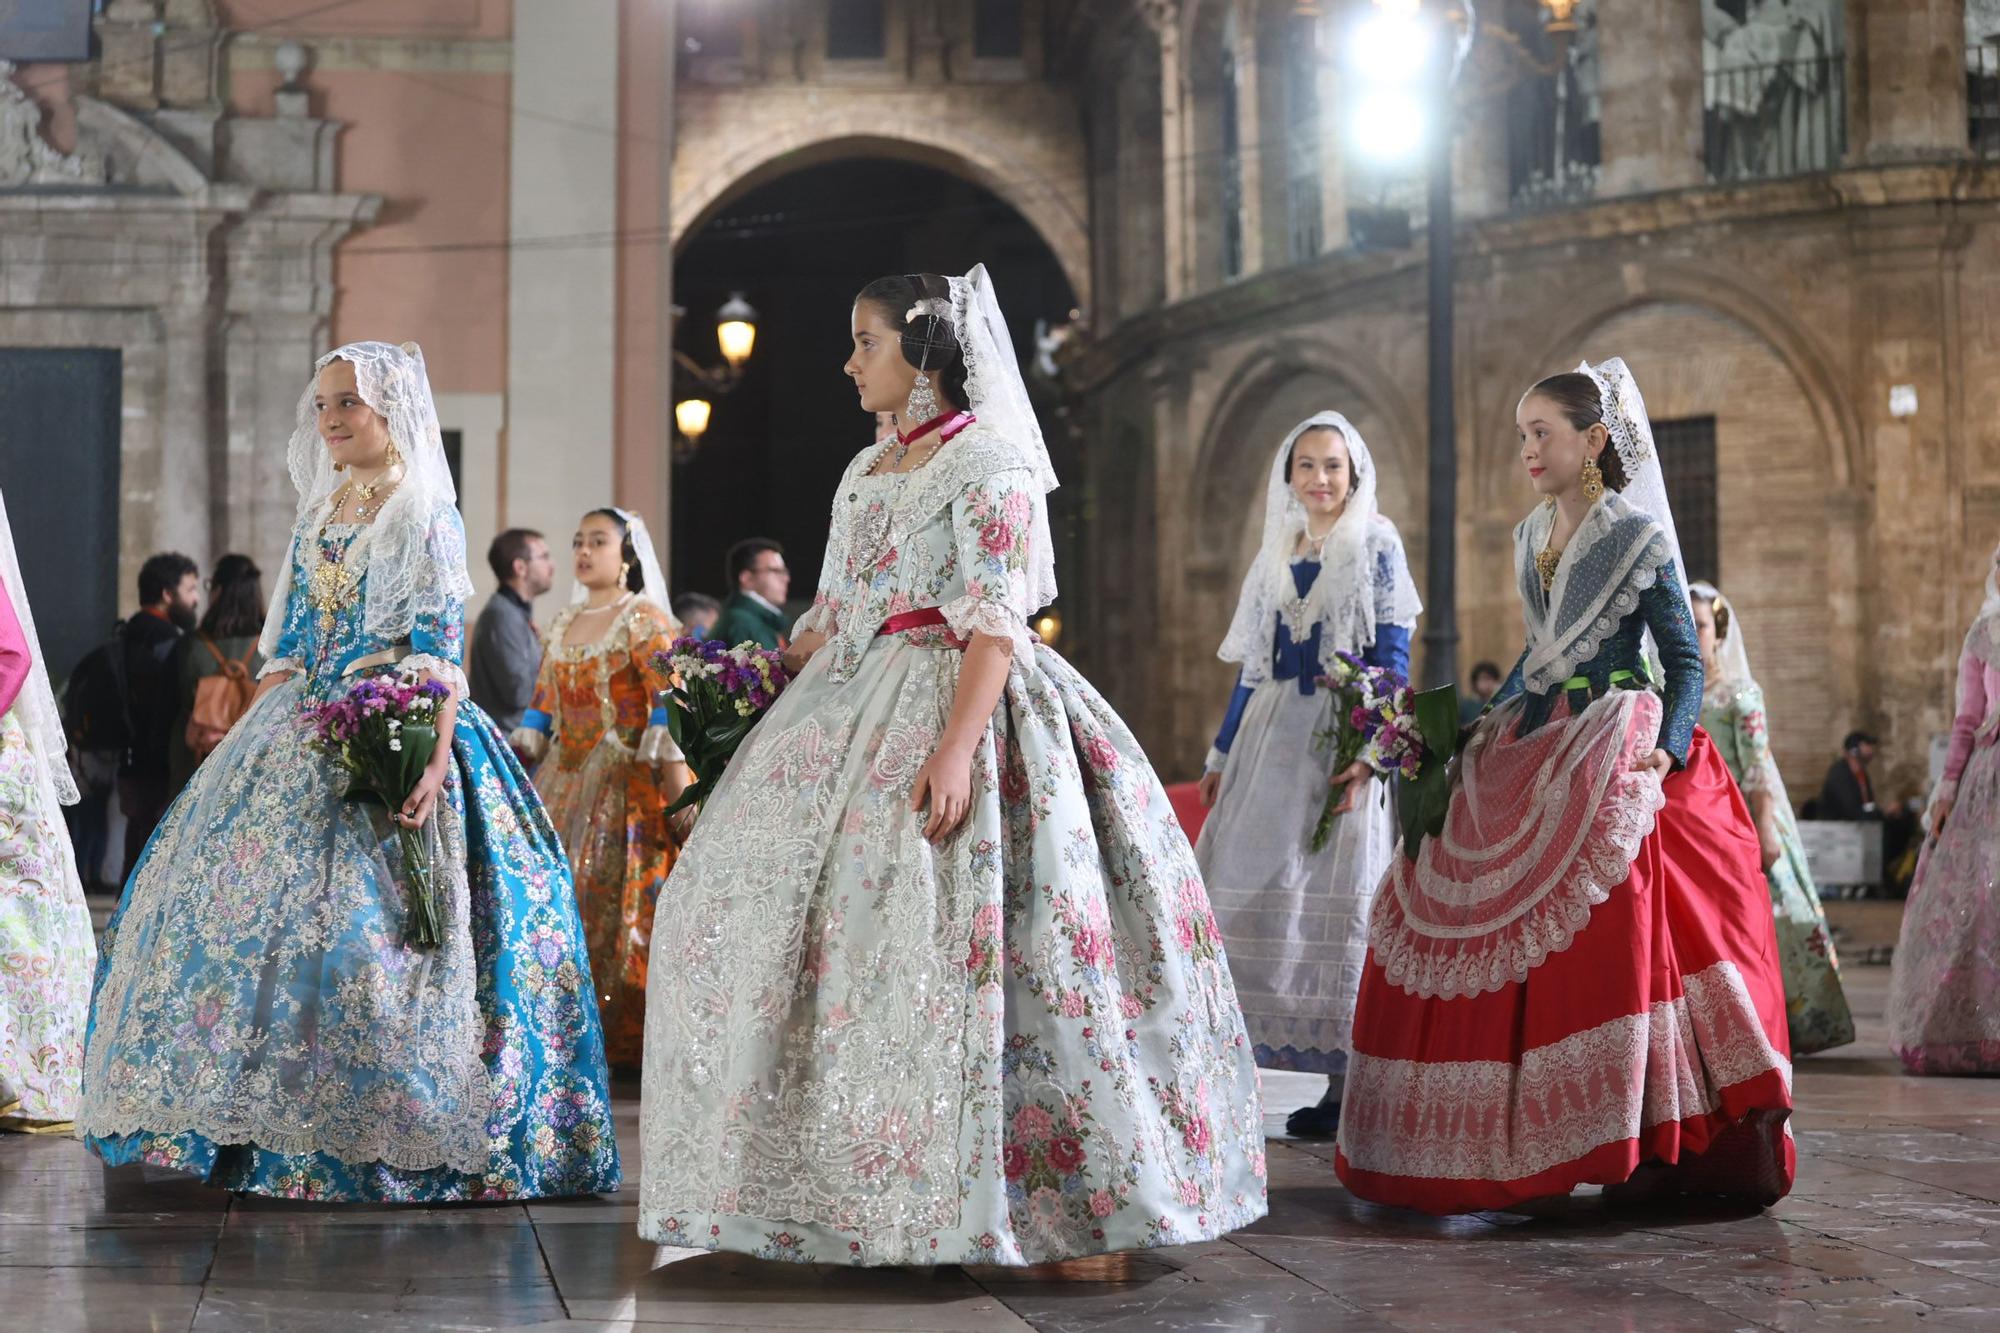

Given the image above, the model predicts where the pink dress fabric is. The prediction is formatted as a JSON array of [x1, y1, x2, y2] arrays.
[[1889, 652, 2000, 1074]]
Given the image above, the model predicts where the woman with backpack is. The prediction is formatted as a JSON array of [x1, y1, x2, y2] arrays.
[[167, 553, 265, 797]]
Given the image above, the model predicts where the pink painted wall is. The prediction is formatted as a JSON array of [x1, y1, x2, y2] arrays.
[[228, 66, 511, 396]]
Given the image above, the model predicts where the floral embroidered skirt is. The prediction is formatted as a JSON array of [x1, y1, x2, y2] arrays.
[[1336, 692, 1794, 1215], [1764, 805, 1856, 1056], [76, 683, 621, 1200], [537, 731, 676, 1068], [0, 711, 97, 1130], [1890, 738, 2000, 1075], [1197, 682, 1394, 1073], [638, 638, 1267, 1264]]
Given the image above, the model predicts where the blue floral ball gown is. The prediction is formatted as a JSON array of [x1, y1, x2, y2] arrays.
[[76, 507, 621, 1201]]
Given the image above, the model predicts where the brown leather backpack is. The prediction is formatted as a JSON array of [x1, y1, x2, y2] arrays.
[[186, 635, 258, 759]]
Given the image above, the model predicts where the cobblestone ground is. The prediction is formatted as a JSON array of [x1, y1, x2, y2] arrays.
[[9, 965, 1999, 1332]]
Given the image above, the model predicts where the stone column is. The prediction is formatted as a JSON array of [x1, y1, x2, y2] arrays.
[[507, 0, 620, 554], [158, 302, 216, 563], [1230, 0, 1266, 276], [1147, 2, 1193, 303], [1848, 0, 1969, 163], [1315, 3, 1350, 252], [1594, 0, 1704, 195]]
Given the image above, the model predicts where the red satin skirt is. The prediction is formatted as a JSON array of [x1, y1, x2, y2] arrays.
[[1335, 727, 1795, 1214]]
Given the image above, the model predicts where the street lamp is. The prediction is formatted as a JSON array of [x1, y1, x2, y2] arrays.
[[1347, 0, 1471, 689], [672, 293, 761, 459]]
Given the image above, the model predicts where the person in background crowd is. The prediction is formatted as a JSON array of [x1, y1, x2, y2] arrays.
[[119, 552, 199, 870], [1459, 659, 1503, 727], [669, 591, 720, 641], [1817, 731, 1882, 821], [710, 537, 790, 651], [166, 555, 265, 798], [469, 528, 553, 734]]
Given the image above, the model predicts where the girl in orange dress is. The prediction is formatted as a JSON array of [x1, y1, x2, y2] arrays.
[[512, 508, 690, 1067]]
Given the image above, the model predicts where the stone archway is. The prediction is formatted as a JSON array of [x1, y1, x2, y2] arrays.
[[672, 128, 1092, 312]]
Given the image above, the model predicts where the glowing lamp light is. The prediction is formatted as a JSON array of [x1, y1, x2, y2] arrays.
[[1540, 0, 1582, 36], [1032, 610, 1063, 648], [1349, 89, 1429, 164], [715, 292, 759, 370], [675, 398, 713, 442], [1345, 4, 1432, 83]]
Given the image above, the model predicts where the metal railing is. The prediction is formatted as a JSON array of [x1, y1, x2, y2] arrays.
[[1971, 45, 2000, 158], [1704, 53, 1846, 183], [1508, 65, 1601, 210]]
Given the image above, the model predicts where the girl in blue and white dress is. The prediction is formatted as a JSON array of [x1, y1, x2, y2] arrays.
[[1195, 414, 1420, 1138], [76, 342, 620, 1201]]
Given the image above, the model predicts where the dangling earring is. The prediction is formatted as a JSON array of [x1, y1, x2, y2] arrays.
[[1580, 454, 1605, 503], [620, 562, 634, 588], [384, 439, 404, 470], [905, 369, 940, 425]]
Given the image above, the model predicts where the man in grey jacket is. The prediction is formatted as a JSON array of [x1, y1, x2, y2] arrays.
[[470, 528, 553, 735]]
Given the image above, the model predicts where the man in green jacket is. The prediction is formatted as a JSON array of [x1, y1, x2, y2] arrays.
[[710, 537, 791, 651]]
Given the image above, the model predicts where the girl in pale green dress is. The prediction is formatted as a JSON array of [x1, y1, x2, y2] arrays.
[[1691, 582, 1855, 1055]]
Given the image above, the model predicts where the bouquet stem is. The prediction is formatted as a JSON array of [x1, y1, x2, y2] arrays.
[[397, 820, 441, 951]]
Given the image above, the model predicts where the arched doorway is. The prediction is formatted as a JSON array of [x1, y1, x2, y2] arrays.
[[670, 157, 1078, 611]]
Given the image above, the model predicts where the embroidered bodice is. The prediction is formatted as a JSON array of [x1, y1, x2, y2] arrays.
[[1491, 557, 1702, 765], [1210, 558, 1412, 761], [264, 512, 467, 703], [527, 600, 678, 770], [793, 425, 1041, 683]]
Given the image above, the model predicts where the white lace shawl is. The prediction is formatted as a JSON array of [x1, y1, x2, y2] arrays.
[[1217, 413, 1420, 687], [259, 341, 473, 681], [1514, 493, 1673, 696]]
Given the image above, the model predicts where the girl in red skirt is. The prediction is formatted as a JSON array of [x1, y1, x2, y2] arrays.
[[1335, 358, 1794, 1215]]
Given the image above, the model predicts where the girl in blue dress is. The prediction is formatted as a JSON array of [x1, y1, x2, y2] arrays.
[[76, 341, 620, 1201]]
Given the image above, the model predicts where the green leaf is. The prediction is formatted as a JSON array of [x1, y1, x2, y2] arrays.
[[1412, 684, 1460, 755], [666, 775, 713, 816]]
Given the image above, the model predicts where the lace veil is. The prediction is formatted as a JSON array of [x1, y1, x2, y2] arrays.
[[1689, 581, 1787, 796], [1216, 412, 1420, 685], [0, 487, 78, 805], [1514, 357, 1690, 695], [259, 341, 473, 664], [948, 263, 1058, 614], [568, 508, 670, 613]]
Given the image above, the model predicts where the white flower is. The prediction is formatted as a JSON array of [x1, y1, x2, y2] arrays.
[[389, 738, 403, 752]]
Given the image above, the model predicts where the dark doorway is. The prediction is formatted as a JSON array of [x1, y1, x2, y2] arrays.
[[671, 157, 1076, 608], [0, 347, 122, 683]]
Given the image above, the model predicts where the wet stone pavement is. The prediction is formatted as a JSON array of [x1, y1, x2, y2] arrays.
[[8, 965, 2000, 1331]]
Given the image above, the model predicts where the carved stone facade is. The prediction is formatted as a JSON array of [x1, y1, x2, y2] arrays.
[[1060, 0, 1999, 806], [1, 3, 375, 617]]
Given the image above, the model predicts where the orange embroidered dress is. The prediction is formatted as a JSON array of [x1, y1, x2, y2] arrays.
[[514, 598, 682, 1066]]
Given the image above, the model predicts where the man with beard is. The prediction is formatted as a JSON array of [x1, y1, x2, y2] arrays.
[[119, 552, 200, 868]]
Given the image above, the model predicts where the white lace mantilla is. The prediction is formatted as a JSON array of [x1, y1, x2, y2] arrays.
[[1338, 961, 1792, 1182], [1370, 688, 1665, 999]]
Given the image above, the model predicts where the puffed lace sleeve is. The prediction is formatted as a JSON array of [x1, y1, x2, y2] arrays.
[[941, 466, 1040, 656], [403, 507, 470, 694]]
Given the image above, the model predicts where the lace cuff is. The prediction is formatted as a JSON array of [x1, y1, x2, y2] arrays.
[[509, 726, 549, 764], [1204, 746, 1228, 775], [258, 657, 301, 681], [940, 595, 1032, 656], [402, 654, 468, 696], [792, 600, 833, 641]]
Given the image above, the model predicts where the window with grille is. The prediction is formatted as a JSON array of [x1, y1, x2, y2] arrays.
[[827, 0, 886, 60], [1653, 415, 1719, 583], [973, 0, 1024, 60]]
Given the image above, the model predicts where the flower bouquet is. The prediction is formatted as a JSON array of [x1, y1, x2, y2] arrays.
[[306, 673, 452, 948], [651, 637, 791, 816], [1307, 653, 1461, 860]]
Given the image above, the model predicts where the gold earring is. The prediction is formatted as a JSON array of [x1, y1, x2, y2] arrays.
[[385, 439, 404, 469], [1581, 455, 1605, 503]]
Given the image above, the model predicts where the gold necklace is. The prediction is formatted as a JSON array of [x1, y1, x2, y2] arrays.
[[1536, 503, 1564, 592]]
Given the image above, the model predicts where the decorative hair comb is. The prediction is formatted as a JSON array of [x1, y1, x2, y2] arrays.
[[905, 298, 952, 326]]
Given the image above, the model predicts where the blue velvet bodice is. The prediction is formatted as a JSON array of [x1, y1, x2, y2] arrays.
[[1212, 559, 1412, 757], [1489, 558, 1703, 766]]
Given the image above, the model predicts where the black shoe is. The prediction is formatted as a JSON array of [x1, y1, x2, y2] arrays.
[[1285, 1101, 1340, 1138]]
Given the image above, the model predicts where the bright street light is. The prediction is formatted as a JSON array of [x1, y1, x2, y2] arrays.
[[1350, 89, 1430, 164]]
